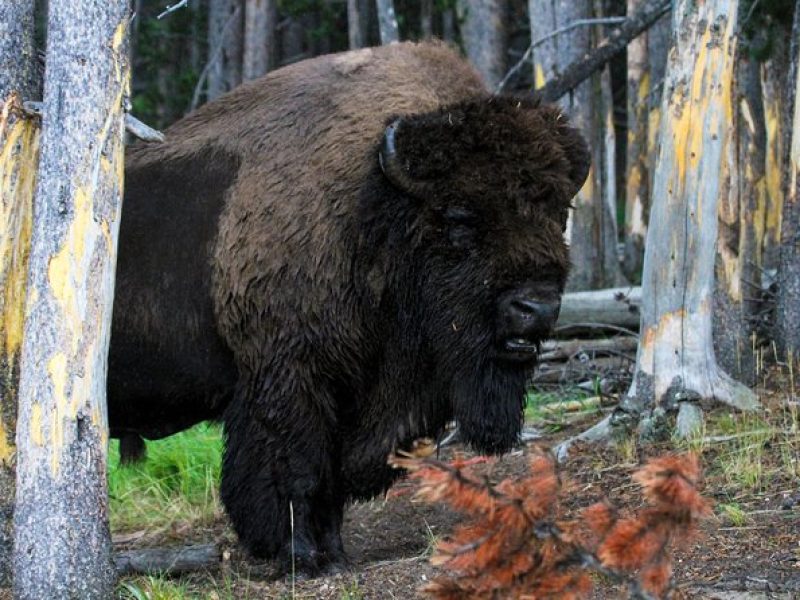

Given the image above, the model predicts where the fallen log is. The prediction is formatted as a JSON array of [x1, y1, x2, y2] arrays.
[[556, 286, 642, 330], [532, 356, 633, 385], [540, 336, 638, 362], [114, 544, 220, 576]]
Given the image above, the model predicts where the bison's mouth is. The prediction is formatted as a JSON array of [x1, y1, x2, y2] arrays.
[[498, 337, 540, 363]]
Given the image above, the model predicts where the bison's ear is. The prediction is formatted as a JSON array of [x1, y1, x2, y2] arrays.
[[554, 115, 591, 198], [378, 115, 458, 198]]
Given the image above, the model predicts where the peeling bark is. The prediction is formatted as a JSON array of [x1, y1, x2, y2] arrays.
[[12, 1, 129, 597], [617, 9, 671, 317], [761, 34, 789, 276], [714, 40, 768, 386], [0, 97, 39, 589], [0, 0, 41, 587], [622, 0, 758, 435]]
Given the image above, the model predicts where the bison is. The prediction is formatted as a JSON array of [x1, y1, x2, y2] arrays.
[[108, 41, 590, 574]]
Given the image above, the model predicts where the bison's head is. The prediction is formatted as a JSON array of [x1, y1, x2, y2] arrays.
[[364, 95, 589, 454]]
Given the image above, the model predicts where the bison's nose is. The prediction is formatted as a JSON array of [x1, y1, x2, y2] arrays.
[[497, 292, 561, 360], [502, 296, 560, 336]]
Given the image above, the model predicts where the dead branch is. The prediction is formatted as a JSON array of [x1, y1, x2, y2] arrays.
[[114, 544, 220, 576], [536, 0, 671, 102], [540, 336, 638, 362], [22, 100, 165, 143], [557, 287, 642, 330], [496, 17, 627, 93], [157, 0, 190, 20]]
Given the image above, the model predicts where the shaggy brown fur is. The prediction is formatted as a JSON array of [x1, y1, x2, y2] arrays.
[[108, 41, 589, 575]]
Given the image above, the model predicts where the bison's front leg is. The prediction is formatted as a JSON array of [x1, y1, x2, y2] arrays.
[[221, 376, 346, 575]]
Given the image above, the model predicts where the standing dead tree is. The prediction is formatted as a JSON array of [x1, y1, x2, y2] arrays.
[[12, 0, 130, 597], [559, 0, 758, 457], [0, 0, 41, 587]]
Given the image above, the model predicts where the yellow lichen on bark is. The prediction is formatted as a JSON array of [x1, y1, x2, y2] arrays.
[[29, 403, 43, 447], [41, 84, 126, 474], [763, 94, 783, 244], [533, 63, 546, 90], [0, 97, 39, 466]]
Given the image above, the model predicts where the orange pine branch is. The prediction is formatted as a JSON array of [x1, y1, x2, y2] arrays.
[[390, 449, 712, 599]]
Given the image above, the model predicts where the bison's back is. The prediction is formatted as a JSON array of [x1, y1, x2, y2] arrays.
[[203, 42, 487, 369]]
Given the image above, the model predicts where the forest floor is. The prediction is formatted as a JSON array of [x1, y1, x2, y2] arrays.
[[104, 366, 800, 600]]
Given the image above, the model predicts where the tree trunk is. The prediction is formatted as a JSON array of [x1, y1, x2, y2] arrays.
[[714, 45, 767, 386], [348, 0, 365, 48], [458, 0, 507, 88], [208, 0, 243, 101], [622, 0, 758, 438], [531, 0, 624, 291], [243, 0, 277, 80], [281, 18, 307, 64], [622, 0, 650, 282], [0, 97, 39, 590], [0, 1, 40, 102], [777, 4, 800, 360], [761, 32, 789, 276], [645, 8, 670, 193], [442, 8, 456, 42], [0, 0, 41, 587], [420, 0, 434, 39], [376, 0, 400, 44], [12, 1, 129, 597]]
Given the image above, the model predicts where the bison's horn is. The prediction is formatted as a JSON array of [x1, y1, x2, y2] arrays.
[[379, 119, 435, 198]]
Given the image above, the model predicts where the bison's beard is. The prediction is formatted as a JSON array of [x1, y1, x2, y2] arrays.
[[450, 357, 530, 455]]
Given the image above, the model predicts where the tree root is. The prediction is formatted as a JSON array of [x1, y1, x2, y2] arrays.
[[554, 369, 761, 462]]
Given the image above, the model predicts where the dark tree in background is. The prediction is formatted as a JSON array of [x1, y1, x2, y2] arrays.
[[777, 1, 800, 360]]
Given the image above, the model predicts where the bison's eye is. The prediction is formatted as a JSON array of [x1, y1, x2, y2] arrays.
[[443, 207, 478, 248]]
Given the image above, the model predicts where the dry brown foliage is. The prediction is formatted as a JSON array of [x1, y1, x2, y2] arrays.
[[390, 450, 712, 599]]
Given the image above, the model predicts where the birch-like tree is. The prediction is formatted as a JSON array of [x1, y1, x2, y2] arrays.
[[12, 1, 130, 597], [0, 0, 40, 586]]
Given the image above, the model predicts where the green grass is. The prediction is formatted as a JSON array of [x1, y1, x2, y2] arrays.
[[524, 388, 601, 433], [108, 422, 224, 532]]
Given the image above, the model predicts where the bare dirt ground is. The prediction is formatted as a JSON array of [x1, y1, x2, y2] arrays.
[[109, 369, 800, 599]]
